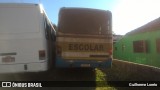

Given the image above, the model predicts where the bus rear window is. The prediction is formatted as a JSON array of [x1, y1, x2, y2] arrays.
[[58, 8, 111, 35]]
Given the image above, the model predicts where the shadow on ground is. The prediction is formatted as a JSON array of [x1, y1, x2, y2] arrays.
[[0, 68, 96, 81], [0, 68, 96, 90]]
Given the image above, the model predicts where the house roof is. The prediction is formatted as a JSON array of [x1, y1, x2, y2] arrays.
[[126, 17, 160, 35]]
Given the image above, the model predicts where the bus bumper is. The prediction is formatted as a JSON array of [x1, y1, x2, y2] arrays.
[[55, 57, 112, 68], [0, 61, 48, 73]]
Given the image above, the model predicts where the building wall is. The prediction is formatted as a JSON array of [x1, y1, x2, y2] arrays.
[[113, 29, 160, 68]]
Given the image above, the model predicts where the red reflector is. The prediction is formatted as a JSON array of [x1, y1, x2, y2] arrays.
[[57, 46, 62, 56], [39, 50, 46, 60], [109, 49, 112, 55]]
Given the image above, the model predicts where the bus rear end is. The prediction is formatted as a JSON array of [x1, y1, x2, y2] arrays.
[[0, 3, 54, 73], [56, 8, 112, 68]]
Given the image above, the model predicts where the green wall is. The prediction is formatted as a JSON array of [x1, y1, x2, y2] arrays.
[[113, 29, 160, 68]]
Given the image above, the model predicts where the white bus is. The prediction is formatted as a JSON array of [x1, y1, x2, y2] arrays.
[[0, 3, 56, 73]]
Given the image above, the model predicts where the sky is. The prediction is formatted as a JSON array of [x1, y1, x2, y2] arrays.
[[0, 0, 160, 35]]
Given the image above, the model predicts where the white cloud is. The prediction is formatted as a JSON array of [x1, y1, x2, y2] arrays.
[[112, 0, 160, 35]]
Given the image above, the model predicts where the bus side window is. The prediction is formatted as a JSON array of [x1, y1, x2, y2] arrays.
[[51, 28, 56, 41], [51, 23, 56, 41], [44, 19, 50, 40]]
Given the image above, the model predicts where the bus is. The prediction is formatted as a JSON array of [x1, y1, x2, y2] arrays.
[[0, 3, 56, 73], [56, 7, 112, 68]]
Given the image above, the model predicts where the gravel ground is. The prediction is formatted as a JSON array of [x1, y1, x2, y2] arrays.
[[103, 59, 160, 81], [101, 59, 160, 90]]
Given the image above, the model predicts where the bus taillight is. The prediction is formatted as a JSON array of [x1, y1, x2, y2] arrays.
[[39, 50, 46, 60], [108, 49, 112, 55], [57, 46, 62, 56]]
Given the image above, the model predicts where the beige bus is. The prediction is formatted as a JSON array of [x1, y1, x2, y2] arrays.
[[56, 8, 112, 68]]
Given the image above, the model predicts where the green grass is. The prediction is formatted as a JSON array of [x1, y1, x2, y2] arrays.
[[95, 68, 117, 90]]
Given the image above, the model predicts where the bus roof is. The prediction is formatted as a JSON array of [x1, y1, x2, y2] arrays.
[[0, 3, 38, 6], [60, 7, 110, 12]]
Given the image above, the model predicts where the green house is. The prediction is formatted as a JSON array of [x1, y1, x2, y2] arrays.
[[113, 17, 160, 68]]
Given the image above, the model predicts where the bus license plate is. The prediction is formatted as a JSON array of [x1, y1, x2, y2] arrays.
[[81, 64, 90, 67], [2, 56, 15, 63]]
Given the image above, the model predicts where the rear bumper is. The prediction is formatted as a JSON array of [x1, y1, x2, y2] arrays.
[[0, 61, 48, 73], [55, 57, 112, 68]]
